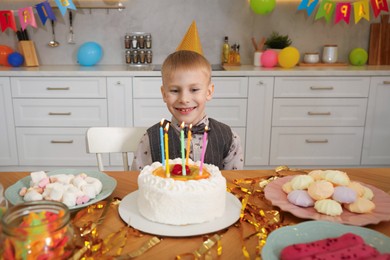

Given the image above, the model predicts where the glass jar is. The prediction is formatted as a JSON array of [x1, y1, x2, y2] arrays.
[[1, 201, 75, 259]]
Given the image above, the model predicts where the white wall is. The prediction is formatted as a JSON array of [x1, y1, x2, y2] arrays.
[[0, 0, 380, 65]]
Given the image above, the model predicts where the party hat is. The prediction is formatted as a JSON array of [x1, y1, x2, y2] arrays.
[[176, 21, 203, 55]]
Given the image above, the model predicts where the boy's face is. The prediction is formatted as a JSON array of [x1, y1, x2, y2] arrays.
[[161, 68, 214, 126]]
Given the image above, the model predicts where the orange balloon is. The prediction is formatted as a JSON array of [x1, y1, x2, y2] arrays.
[[0, 45, 14, 66]]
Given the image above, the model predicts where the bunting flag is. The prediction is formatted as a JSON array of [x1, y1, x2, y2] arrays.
[[353, 0, 370, 23], [315, 0, 336, 22], [36, 1, 56, 25], [298, 0, 320, 16], [18, 7, 37, 30], [298, 0, 389, 24], [54, 0, 76, 16], [0, 10, 17, 32], [370, 0, 389, 17], [335, 2, 352, 24]]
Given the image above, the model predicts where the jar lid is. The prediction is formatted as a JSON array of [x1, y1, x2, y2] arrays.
[[304, 52, 319, 55]]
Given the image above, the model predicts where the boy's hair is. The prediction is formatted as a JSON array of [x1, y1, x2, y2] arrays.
[[161, 50, 211, 85]]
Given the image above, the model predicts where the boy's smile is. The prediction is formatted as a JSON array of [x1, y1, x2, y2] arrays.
[[161, 68, 214, 126]]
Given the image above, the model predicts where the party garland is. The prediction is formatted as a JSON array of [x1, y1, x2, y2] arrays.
[[0, 0, 76, 32], [298, 0, 389, 24]]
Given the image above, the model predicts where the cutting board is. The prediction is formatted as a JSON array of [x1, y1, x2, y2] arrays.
[[368, 15, 390, 65]]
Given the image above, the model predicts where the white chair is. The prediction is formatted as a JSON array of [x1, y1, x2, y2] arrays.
[[86, 127, 147, 171]]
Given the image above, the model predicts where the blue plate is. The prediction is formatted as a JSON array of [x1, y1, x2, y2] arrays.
[[5, 169, 117, 211], [262, 220, 390, 260]]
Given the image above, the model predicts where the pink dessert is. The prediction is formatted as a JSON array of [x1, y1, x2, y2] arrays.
[[287, 190, 314, 207], [332, 186, 357, 203], [280, 232, 390, 260]]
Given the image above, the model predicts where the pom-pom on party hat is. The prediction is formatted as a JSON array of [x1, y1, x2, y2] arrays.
[[176, 20, 203, 55]]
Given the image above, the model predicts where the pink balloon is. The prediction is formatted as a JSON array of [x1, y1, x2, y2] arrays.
[[261, 50, 278, 68]]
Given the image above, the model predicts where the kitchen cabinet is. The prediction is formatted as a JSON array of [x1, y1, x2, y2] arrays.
[[0, 78, 18, 166], [362, 77, 390, 165], [270, 77, 369, 166], [10, 77, 106, 166], [244, 77, 274, 166]]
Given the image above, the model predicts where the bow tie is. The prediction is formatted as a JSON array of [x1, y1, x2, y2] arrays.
[[184, 123, 208, 137]]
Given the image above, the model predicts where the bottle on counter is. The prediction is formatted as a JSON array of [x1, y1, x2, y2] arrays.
[[222, 36, 230, 64], [145, 34, 152, 49]]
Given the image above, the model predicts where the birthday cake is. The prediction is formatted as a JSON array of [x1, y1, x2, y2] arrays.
[[137, 158, 226, 225]]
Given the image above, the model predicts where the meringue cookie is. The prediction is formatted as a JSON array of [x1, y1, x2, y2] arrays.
[[361, 186, 374, 200], [345, 198, 375, 213], [323, 170, 350, 186], [287, 190, 315, 207], [308, 180, 334, 200], [314, 199, 343, 216], [332, 186, 357, 203], [308, 170, 327, 181], [290, 175, 314, 190], [348, 181, 365, 197], [282, 181, 293, 194]]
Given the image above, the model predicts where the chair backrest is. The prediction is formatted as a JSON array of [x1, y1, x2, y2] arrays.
[[86, 127, 147, 171]]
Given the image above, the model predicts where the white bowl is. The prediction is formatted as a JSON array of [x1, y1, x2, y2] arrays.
[[303, 53, 320, 64]]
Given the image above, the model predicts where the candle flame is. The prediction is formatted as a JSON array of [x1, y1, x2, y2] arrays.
[[189, 124, 192, 130], [205, 126, 209, 131], [160, 118, 165, 126], [180, 121, 185, 129], [164, 123, 170, 132]]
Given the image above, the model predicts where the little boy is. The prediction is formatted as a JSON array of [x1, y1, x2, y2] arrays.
[[131, 50, 243, 171]]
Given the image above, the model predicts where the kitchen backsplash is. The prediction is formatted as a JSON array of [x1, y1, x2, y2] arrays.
[[0, 0, 379, 65]]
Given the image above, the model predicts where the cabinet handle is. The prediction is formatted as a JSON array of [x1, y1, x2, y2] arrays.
[[116, 81, 122, 85], [257, 81, 264, 86], [48, 112, 72, 116], [383, 81, 390, 85], [51, 140, 74, 144], [46, 87, 70, 90], [310, 86, 334, 90], [307, 111, 331, 116], [305, 139, 328, 143]]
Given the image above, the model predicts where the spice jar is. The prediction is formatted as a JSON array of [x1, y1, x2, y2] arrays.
[[138, 35, 145, 49], [146, 50, 153, 64], [132, 50, 139, 63], [131, 35, 138, 49], [125, 50, 131, 64], [1, 201, 75, 259], [145, 34, 152, 49], [124, 35, 131, 49], [139, 50, 146, 63]]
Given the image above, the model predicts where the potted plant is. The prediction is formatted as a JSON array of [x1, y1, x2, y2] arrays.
[[265, 31, 292, 49]]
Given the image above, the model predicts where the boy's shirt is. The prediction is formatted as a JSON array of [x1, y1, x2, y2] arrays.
[[131, 116, 244, 171]]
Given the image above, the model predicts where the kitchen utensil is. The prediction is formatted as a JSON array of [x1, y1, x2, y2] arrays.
[[68, 11, 75, 44], [368, 15, 390, 65], [48, 20, 59, 47]]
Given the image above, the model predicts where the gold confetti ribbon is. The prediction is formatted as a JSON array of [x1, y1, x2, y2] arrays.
[[176, 234, 222, 260]]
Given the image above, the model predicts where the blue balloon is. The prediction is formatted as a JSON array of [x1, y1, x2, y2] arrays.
[[77, 42, 103, 66], [7, 52, 24, 67]]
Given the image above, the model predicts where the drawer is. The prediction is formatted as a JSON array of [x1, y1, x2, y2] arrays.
[[274, 77, 370, 97], [272, 98, 367, 126], [13, 99, 107, 127], [133, 77, 248, 98], [16, 127, 100, 166], [133, 98, 247, 127], [270, 127, 364, 165], [11, 77, 106, 98]]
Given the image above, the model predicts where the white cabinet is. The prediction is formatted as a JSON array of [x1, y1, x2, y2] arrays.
[[362, 77, 390, 165], [11, 77, 106, 166], [270, 77, 369, 166], [244, 77, 274, 166], [0, 78, 18, 165]]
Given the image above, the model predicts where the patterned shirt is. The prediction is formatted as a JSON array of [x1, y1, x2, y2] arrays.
[[131, 116, 244, 171]]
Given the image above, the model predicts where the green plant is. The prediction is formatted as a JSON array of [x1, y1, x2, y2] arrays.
[[265, 32, 292, 49]]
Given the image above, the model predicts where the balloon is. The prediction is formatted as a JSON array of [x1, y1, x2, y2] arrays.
[[278, 46, 300, 68], [77, 42, 103, 66], [261, 49, 278, 68], [0, 45, 13, 66], [250, 0, 276, 15], [349, 48, 368, 66], [7, 52, 24, 67]]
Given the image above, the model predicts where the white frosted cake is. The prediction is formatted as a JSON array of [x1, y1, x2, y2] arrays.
[[137, 158, 227, 225]]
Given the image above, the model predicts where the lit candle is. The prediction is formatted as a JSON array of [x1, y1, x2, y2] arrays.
[[164, 123, 170, 177], [180, 122, 186, 176], [185, 124, 192, 165], [160, 119, 165, 168], [199, 125, 208, 175]]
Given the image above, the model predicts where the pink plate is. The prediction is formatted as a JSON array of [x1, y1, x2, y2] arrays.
[[264, 176, 390, 226]]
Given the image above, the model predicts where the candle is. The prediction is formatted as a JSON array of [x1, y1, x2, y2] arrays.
[[199, 125, 208, 175], [185, 124, 192, 165], [164, 123, 170, 177], [180, 122, 186, 176], [160, 119, 165, 168]]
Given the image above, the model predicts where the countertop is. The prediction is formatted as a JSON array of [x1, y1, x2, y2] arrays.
[[1, 64, 390, 77]]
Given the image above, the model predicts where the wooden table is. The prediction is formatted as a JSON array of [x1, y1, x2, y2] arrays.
[[1, 168, 390, 259]]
